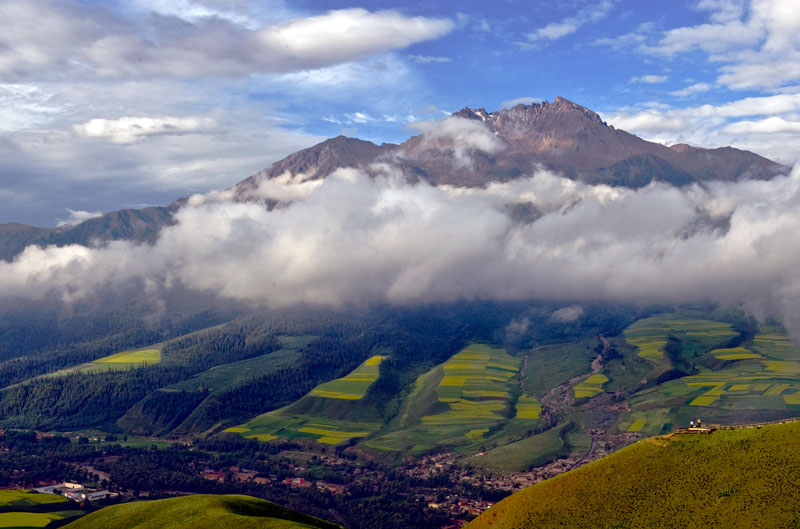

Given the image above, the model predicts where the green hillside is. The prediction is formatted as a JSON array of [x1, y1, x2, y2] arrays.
[[63, 494, 343, 529], [466, 421, 800, 529]]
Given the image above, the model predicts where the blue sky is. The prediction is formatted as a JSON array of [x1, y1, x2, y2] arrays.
[[2, 0, 800, 226]]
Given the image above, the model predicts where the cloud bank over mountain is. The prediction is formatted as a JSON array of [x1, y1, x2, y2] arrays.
[[4, 161, 800, 337]]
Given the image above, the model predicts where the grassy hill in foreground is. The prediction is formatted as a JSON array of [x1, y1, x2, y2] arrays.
[[466, 421, 800, 529], [63, 494, 343, 529]]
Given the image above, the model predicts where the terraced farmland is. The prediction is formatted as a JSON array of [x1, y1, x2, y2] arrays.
[[514, 395, 542, 420], [623, 314, 737, 362], [310, 355, 386, 399], [573, 373, 608, 398], [366, 344, 524, 453], [228, 355, 387, 445]]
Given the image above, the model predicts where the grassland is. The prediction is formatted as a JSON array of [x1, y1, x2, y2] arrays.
[[466, 421, 800, 529], [623, 325, 800, 435], [62, 494, 342, 529], [228, 355, 387, 445], [522, 341, 597, 397], [623, 313, 737, 362]]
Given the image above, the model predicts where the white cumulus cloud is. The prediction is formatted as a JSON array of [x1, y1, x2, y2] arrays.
[[75, 116, 217, 144]]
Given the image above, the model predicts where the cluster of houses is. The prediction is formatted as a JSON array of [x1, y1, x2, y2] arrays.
[[33, 482, 118, 502]]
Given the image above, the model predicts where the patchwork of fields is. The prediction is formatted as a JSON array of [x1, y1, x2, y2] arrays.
[[228, 355, 387, 445], [366, 344, 533, 453], [623, 322, 800, 435], [623, 314, 737, 362]]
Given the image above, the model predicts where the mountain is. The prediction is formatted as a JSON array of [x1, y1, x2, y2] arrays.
[[63, 494, 343, 529], [465, 420, 800, 529], [0, 97, 788, 261], [235, 96, 788, 194], [0, 206, 173, 262]]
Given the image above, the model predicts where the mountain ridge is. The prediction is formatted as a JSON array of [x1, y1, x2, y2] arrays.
[[235, 96, 787, 194]]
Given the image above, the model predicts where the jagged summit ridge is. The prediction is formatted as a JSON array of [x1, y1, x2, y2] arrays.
[[453, 96, 609, 131], [236, 96, 789, 195]]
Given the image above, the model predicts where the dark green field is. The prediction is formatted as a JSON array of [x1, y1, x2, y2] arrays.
[[467, 421, 800, 529]]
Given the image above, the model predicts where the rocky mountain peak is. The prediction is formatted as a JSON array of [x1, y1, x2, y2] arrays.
[[230, 97, 788, 196]]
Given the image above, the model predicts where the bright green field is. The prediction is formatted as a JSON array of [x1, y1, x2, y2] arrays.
[[466, 421, 800, 529], [62, 494, 342, 529], [229, 355, 387, 445], [0, 511, 84, 529], [514, 395, 542, 419], [623, 314, 737, 361], [0, 491, 70, 508], [573, 373, 609, 398], [38, 348, 162, 379], [624, 325, 800, 434]]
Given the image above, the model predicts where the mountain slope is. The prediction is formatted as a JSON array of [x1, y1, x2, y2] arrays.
[[63, 494, 343, 529], [465, 421, 800, 529]]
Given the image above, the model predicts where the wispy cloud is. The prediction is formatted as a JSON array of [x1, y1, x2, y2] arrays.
[[630, 75, 668, 84], [501, 97, 543, 108], [526, 0, 615, 42], [56, 208, 102, 228], [669, 82, 713, 97], [408, 54, 452, 64]]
